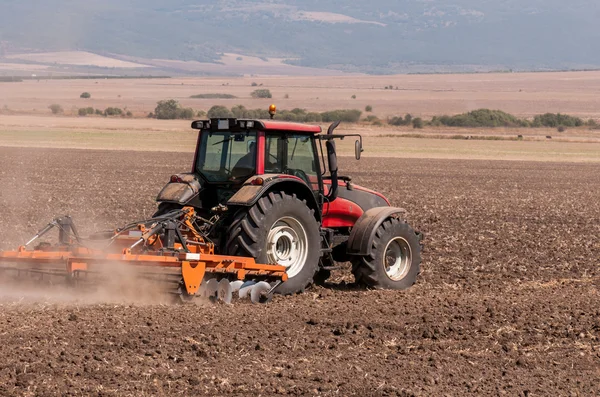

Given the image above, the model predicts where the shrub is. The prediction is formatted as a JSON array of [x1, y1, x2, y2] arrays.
[[320, 109, 362, 123], [351, 95, 356, 99], [190, 93, 237, 99], [557, 126, 566, 132], [95, 109, 103, 115], [80, 92, 91, 99], [251, 82, 258, 87], [178, 107, 195, 119], [104, 107, 123, 116], [532, 113, 584, 128], [437, 109, 527, 128], [78, 108, 88, 116], [85, 107, 94, 115], [412, 117, 424, 129], [389, 115, 410, 126], [126, 111, 133, 117], [251, 89, 272, 99], [153, 99, 196, 119], [48, 104, 63, 114], [207, 105, 234, 118], [284, 94, 289, 99], [197, 110, 207, 118], [364, 115, 379, 123], [365, 105, 373, 112]]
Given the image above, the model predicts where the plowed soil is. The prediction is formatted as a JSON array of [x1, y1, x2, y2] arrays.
[[0, 147, 599, 396]]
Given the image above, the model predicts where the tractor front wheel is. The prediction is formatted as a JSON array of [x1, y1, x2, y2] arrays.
[[352, 218, 421, 290], [226, 192, 321, 295]]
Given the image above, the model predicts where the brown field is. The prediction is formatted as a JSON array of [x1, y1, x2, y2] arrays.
[[0, 147, 599, 396], [0, 71, 599, 395], [2, 70, 600, 120]]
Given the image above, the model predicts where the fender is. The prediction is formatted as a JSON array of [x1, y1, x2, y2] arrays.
[[227, 174, 321, 221], [156, 173, 203, 207], [346, 206, 408, 256]]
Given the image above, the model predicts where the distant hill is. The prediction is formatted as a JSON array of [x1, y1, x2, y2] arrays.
[[1, 0, 599, 74]]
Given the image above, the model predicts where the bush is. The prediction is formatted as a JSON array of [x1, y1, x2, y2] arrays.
[[251, 82, 258, 87], [197, 110, 207, 118], [365, 105, 373, 112], [85, 107, 94, 115], [557, 126, 566, 133], [48, 104, 63, 114], [389, 114, 413, 126], [207, 105, 234, 118], [364, 115, 379, 123], [95, 109, 103, 115], [80, 92, 91, 99], [412, 117, 424, 129], [178, 107, 195, 119], [190, 93, 237, 99], [126, 111, 133, 117], [154, 99, 196, 119], [104, 107, 123, 116], [251, 89, 272, 99], [284, 94, 289, 99], [320, 109, 362, 123], [437, 109, 528, 128], [78, 108, 88, 116], [532, 113, 584, 128], [351, 95, 356, 99]]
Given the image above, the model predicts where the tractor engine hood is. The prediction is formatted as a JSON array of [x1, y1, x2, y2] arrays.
[[156, 173, 202, 204]]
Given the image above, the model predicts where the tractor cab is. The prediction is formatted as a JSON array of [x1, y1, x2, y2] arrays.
[[157, 107, 362, 219]]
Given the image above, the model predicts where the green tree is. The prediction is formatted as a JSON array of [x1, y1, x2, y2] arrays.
[[155, 99, 181, 119], [412, 117, 424, 129], [80, 92, 91, 99], [365, 105, 373, 112]]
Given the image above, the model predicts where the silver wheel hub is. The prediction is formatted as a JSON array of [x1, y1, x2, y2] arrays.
[[266, 217, 308, 278], [384, 237, 412, 281]]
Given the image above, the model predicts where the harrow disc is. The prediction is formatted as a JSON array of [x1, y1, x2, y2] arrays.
[[250, 281, 272, 304], [238, 281, 256, 299], [217, 279, 233, 304]]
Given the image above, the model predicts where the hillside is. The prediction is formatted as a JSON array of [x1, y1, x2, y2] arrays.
[[1, 1, 599, 74]]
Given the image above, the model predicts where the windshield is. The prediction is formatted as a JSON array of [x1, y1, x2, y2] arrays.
[[196, 130, 257, 182]]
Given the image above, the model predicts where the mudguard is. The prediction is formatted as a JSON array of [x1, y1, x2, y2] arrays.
[[227, 174, 321, 221], [346, 206, 408, 256], [156, 173, 202, 206]]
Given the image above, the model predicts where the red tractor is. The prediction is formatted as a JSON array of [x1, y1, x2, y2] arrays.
[[155, 109, 423, 295]]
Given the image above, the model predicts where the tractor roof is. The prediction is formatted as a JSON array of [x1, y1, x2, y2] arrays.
[[192, 118, 323, 134], [259, 120, 322, 133]]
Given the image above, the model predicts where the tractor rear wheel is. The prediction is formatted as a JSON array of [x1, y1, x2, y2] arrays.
[[351, 218, 421, 290], [226, 192, 321, 295]]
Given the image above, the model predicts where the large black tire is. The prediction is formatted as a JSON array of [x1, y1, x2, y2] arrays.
[[351, 218, 421, 290], [225, 192, 321, 295]]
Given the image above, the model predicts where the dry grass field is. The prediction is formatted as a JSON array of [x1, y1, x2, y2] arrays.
[[1, 71, 600, 120]]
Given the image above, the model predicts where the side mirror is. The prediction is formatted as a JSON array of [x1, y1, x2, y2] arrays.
[[355, 140, 362, 160]]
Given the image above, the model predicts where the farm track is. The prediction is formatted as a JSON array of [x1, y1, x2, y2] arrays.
[[0, 147, 598, 396]]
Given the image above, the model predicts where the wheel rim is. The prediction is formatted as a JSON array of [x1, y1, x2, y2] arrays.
[[383, 237, 412, 281], [266, 216, 308, 278]]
